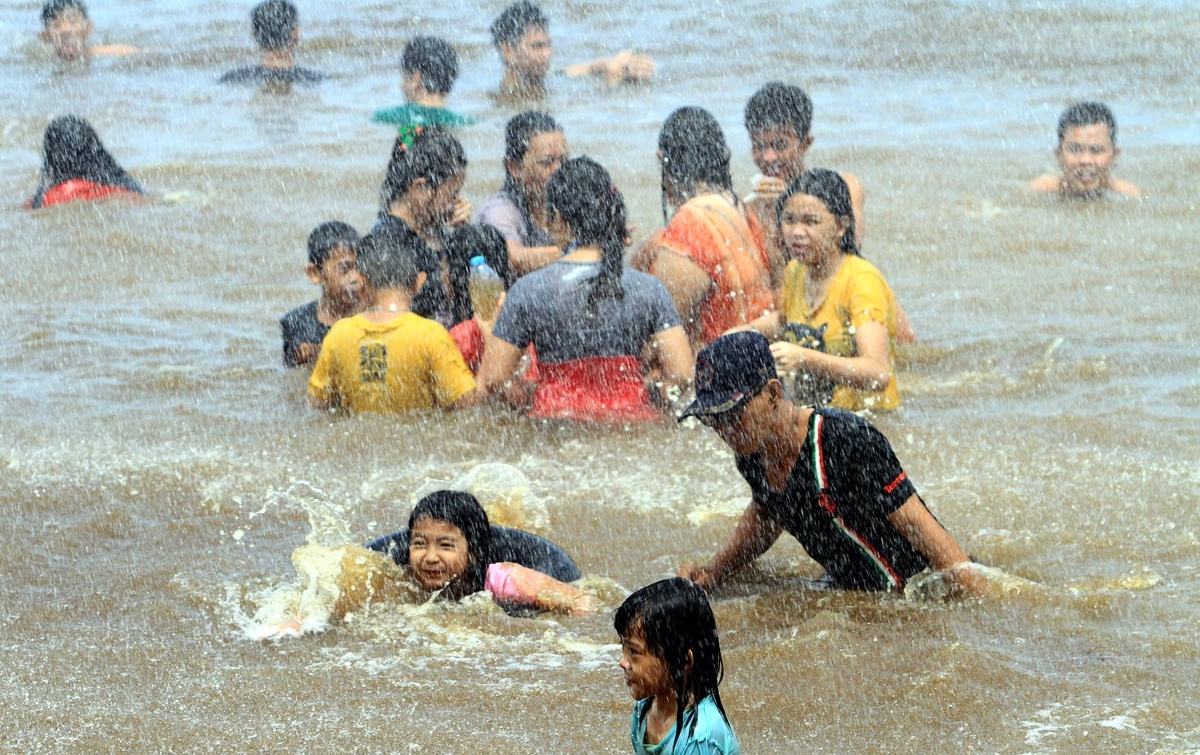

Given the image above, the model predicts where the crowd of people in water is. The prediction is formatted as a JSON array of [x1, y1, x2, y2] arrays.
[[27, 0, 1145, 752]]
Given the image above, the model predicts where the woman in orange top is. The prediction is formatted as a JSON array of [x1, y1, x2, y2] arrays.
[[26, 115, 144, 210], [632, 107, 776, 352]]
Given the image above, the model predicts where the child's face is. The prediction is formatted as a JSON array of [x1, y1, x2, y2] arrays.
[[750, 126, 811, 182], [311, 246, 364, 308], [619, 626, 673, 702], [417, 172, 466, 227], [511, 131, 568, 197], [408, 518, 471, 591], [42, 8, 93, 61], [1056, 123, 1119, 197]]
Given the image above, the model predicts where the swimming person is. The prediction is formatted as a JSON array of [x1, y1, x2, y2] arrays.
[[372, 36, 476, 131], [1028, 101, 1140, 199], [489, 1, 654, 102], [615, 578, 741, 755], [677, 332, 981, 595], [743, 169, 901, 411], [476, 111, 569, 276], [279, 221, 365, 368], [260, 490, 592, 638], [632, 107, 774, 353], [477, 156, 692, 422], [365, 490, 590, 612], [25, 115, 144, 210], [39, 0, 138, 63], [218, 0, 324, 88]]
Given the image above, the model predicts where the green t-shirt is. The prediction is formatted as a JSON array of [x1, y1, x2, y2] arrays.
[[371, 103, 477, 129]]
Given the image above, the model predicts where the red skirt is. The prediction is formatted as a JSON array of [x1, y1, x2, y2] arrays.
[[531, 356, 660, 423]]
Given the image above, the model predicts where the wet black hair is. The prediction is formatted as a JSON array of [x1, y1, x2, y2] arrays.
[[490, 1, 548, 48], [379, 126, 468, 209], [41, 0, 87, 26], [30, 115, 143, 210], [402, 36, 459, 95], [251, 0, 298, 52], [355, 227, 422, 290], [614, 578, 730, 744], [546, 156, 627, 313], [445, 224, 512, 323], [306, 220, 360, 267], [744, 81, 814, 140], [776, 168, 859, 257], [500, 110, 563, 241], [658, 107, 733, 220], [1057, 101, 1118, 144], [406, 490, 492, 598]]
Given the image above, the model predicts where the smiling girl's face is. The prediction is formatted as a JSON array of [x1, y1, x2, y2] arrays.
[[408, 518, 471, 591]]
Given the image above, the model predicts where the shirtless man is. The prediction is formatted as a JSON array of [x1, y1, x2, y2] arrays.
[[40, 0, 137, 62], [1028, 102, 1141, 200], [743, 82, 865, 263], [490, 1, 654, 102]]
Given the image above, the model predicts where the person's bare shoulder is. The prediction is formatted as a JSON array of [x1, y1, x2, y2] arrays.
[[1109, 177, 1142, 198], [92, 43, 139, 57], [1027, 174, 1062, 193], [840, 171, 865, 198]]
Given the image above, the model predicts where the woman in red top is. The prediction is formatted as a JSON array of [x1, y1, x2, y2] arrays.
[[26, 115, 144, 210]]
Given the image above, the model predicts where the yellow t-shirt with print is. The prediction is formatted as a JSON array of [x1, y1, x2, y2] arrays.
[[308, 312, 475, 413], [782, 255, 900, 411]]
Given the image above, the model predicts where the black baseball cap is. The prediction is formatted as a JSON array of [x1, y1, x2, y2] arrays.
[[679, 331, 777, 420]]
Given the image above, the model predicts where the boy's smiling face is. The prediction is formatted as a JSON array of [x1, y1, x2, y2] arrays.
[[1056, 123, 1119, 197], [42, 8, 93, 62], [308, 246, 364, 309]]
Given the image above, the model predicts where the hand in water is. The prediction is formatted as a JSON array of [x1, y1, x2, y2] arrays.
[[601, 50, 655, 85]]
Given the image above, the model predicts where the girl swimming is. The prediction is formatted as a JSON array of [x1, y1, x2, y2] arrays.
[[260, 490, 591, 639], [26, 115, 144, 210], [615, 578, 740, 755]]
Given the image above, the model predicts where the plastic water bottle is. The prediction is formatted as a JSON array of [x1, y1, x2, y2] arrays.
[[468, 255, 504, 320]]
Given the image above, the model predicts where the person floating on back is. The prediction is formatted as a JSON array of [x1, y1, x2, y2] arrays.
[[615, 578, 741, 755], [489, 1, 654, 102], [307, 228, 480, 413], [677, 331, 984, 596], [219, 0, 324, 89], [1028, 101, 1141, 200], [40, 0, 138, 63], [279, 221, 365, 368], [26, 115, 145, 210], [373, 36, 476, 131]]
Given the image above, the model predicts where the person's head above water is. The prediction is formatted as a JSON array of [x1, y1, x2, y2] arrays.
[[658, 106, 733, 212], [502, 110, 566, 197], [615, 578, 728, 737], [251, 0, 299, 53], [405, 490, 492, 598], [402, 36, 459, 98], [40, 0, 92, 62], [776, 167, 859, 257], [379, 126, 468, 222], [490, 2, 552, 85], [1053, 101, 1121, 198], [546, 156, 628, 311], [355, 226, 425, 294], [744, 82, 815, 183], [34, 115, 142, 197], [679, 331, 777, 420]]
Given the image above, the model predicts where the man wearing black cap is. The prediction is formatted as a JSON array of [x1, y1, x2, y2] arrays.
[[677, 331, 979, 594]]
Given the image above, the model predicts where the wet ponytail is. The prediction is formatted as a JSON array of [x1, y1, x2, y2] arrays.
[[545, 156, 627, 313]]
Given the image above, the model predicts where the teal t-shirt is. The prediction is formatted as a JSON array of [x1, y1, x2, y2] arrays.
[[630, 696, 740, 755], [371, 103, 477, 129]]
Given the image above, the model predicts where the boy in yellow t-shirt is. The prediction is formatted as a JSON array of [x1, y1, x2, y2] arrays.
[[308, 228, 479, 413]]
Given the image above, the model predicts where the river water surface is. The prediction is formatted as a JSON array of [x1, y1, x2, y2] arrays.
[[1, 0, 1198, 753]]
